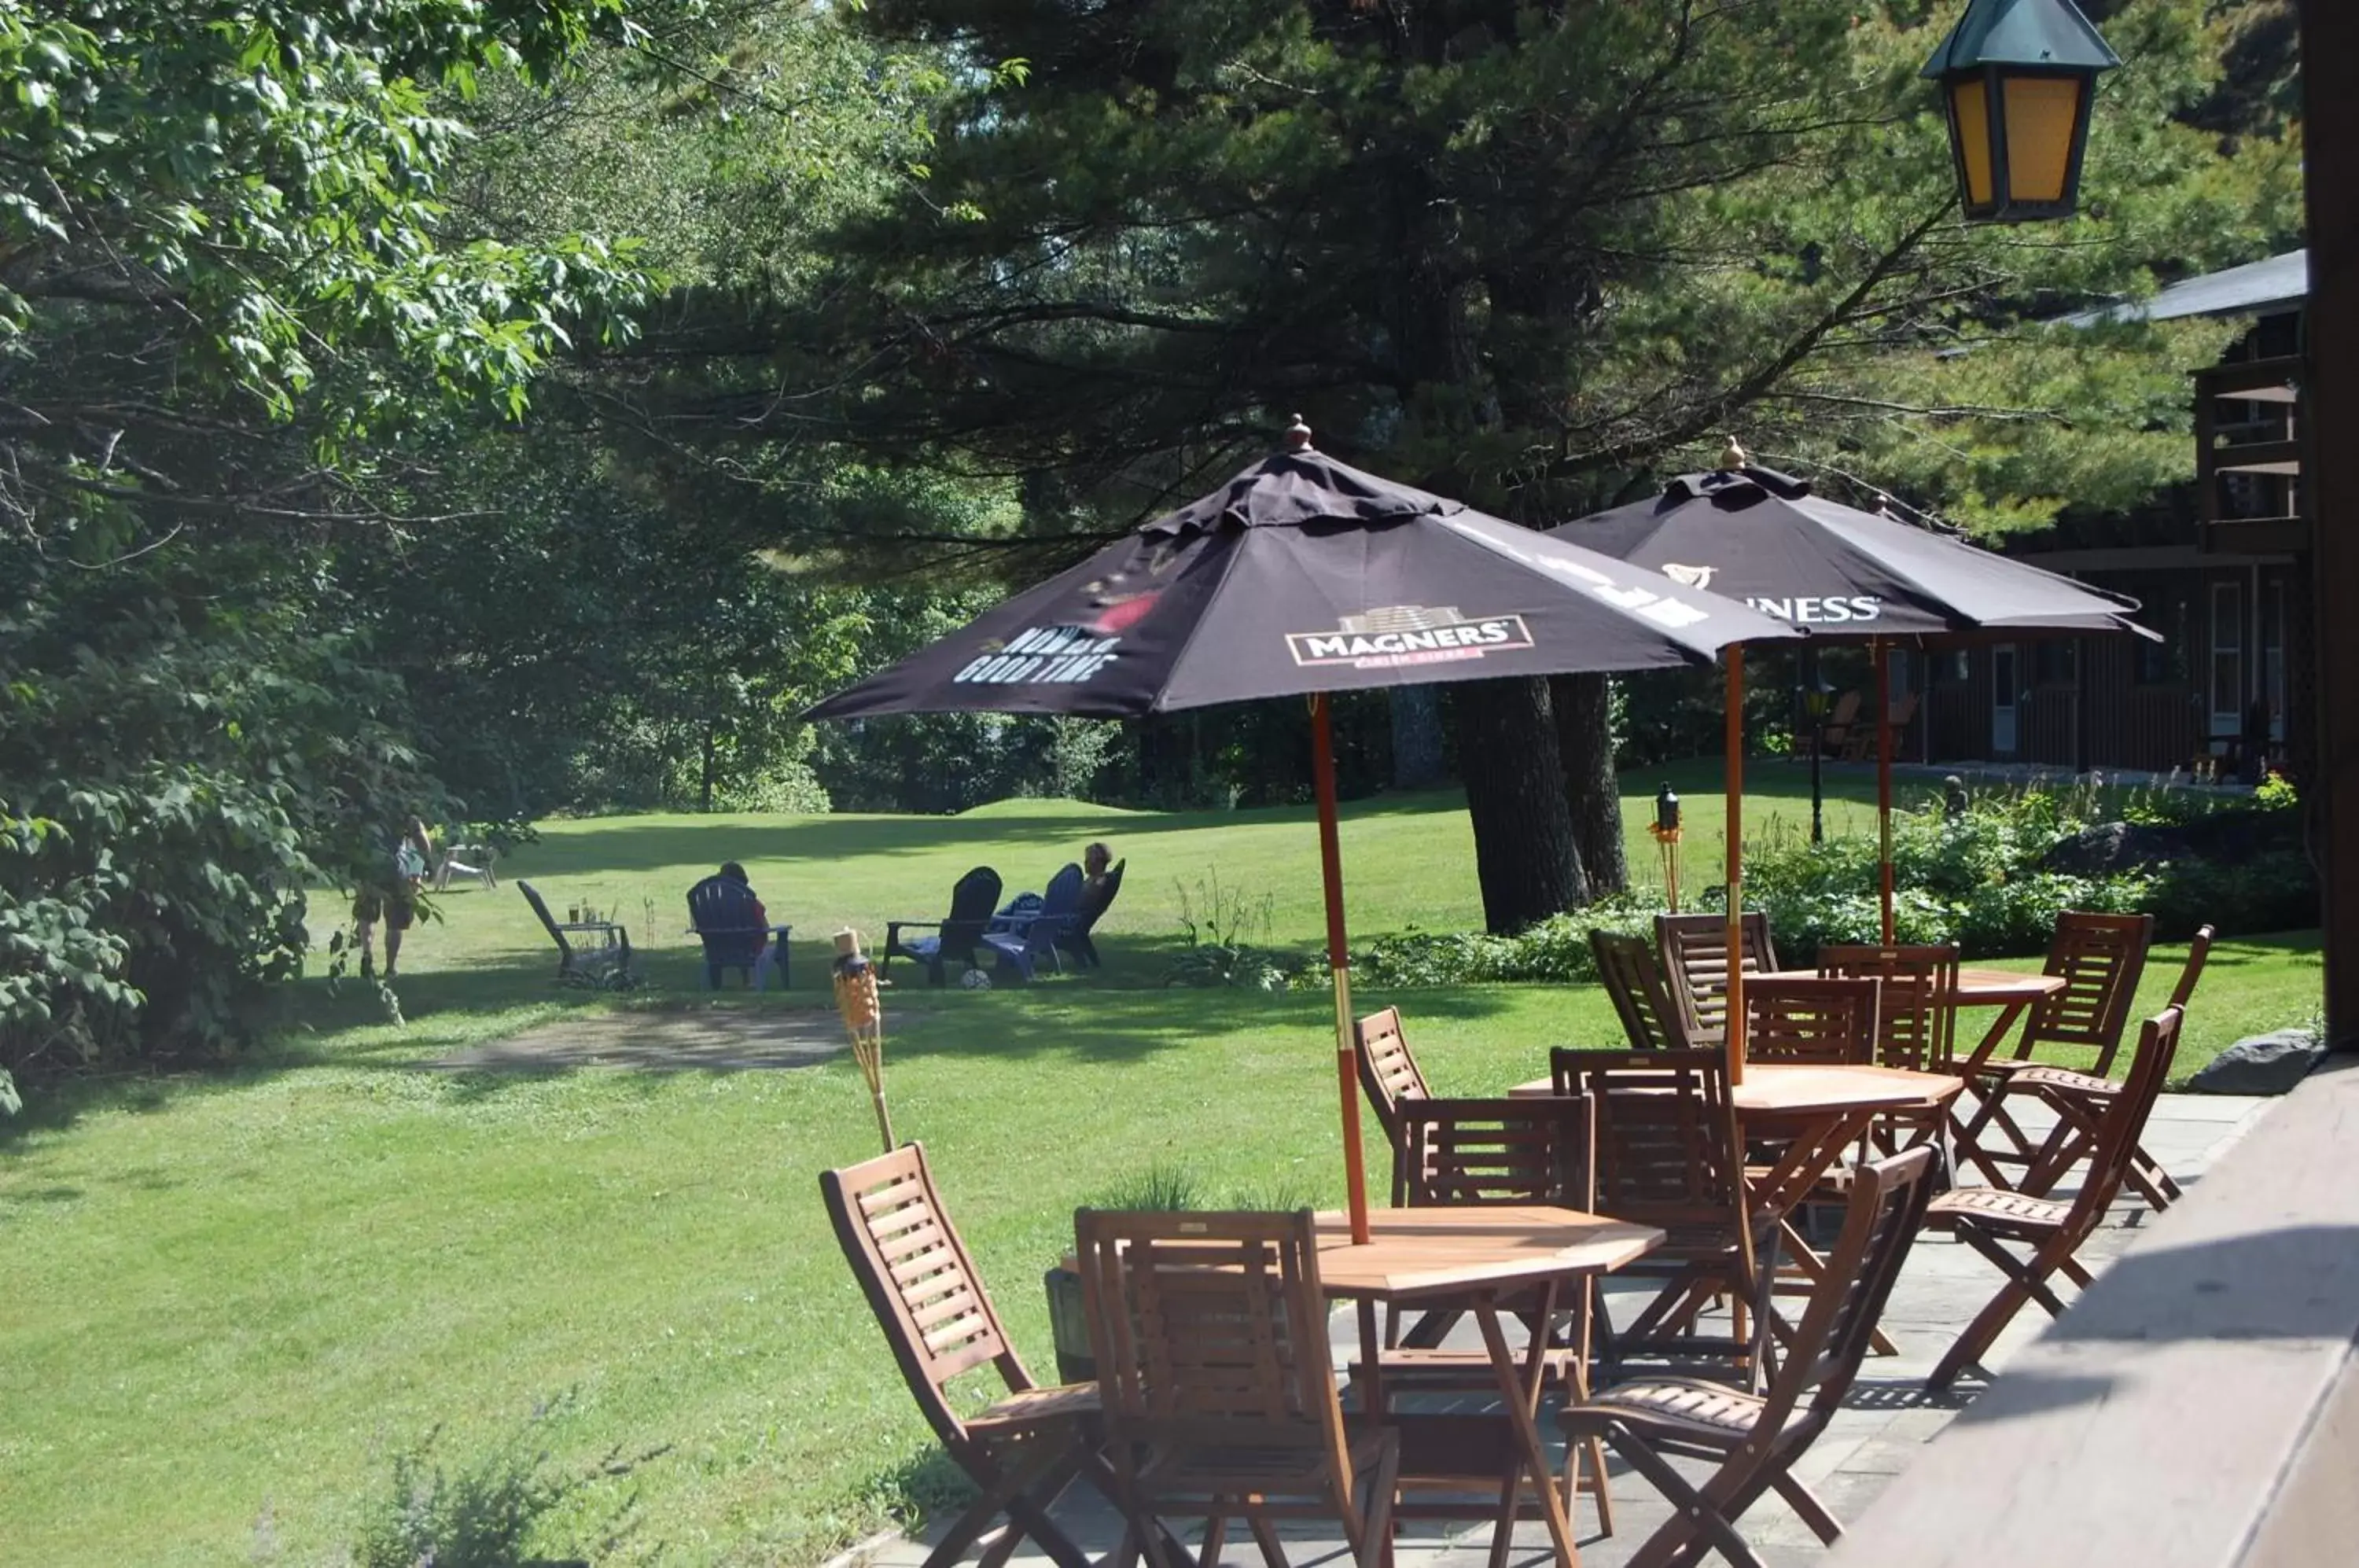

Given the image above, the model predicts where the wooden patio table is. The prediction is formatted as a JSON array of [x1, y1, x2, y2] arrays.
[[1311, 1205, 1663, 1568], [1761, 966, 2068, 1073], [1509, 1062, 1960, 1356]]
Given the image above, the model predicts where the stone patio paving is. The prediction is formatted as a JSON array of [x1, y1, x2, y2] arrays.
[[853, 1090, 2273, 1568]]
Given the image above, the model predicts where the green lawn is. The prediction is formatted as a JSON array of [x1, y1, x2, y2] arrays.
[[0, 765, 2320, 1568]]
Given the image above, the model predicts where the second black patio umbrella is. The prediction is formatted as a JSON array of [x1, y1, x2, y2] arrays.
[[1551, 462, 2155, 940], [808, 426, 1801, 1241]]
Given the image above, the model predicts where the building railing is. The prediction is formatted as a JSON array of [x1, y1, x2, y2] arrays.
[[2196, 355, 2308, 554]]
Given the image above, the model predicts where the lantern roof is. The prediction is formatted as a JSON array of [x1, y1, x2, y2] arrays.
[[1920, 0, 2122, 78]]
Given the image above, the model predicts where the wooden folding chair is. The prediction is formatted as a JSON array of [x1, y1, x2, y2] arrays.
[[1074, 1209, 1399, 1568], [1924, 1005, 2186, 1390], [1371, 1095, 1613, 1533], [1356, 1007, 1430, 1158], [2010, 928, 2214, 1213], [1549, 1048, 1774, 1384], [1594, 930, 1703, 1051], [1561, 1147, 1937, 1568], [1817, 944, 1962, 1158], [1654, 913, 1779, 1042], [1741, 977, 1880, 1067], [822, 1145, 1105, 1568], [1952, 911, 2152, 1188]]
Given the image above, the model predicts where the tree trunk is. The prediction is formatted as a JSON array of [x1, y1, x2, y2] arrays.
[[1551, 672, 1626, 897], [1389, 685, 1446, 790], [1454, 677, 1589, 932]]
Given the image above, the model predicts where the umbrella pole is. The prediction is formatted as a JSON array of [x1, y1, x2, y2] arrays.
[[1877, 639, 1895, 944], [1724, 646, 1746, 1086], [1311, 694, 1372, 1244]]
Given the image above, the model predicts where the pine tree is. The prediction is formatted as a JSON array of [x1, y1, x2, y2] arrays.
[[650, 0, 2297, 926]]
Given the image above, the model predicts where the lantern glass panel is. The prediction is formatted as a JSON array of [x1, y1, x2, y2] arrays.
[[1948, 76, 1995, 208], [2001, 74, 2083, 204]]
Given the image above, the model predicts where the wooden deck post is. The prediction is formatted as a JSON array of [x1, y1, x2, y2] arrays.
[[2301, 0, 2359, 1051]]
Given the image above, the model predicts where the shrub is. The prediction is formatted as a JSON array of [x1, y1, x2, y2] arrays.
[[351, 1408, 643, 1568]]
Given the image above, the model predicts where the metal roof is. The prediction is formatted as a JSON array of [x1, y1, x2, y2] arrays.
[[2069, 250, 2309, 325]]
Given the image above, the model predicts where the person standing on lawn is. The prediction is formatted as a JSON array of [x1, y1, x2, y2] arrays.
[[354, 817, 433, 980]]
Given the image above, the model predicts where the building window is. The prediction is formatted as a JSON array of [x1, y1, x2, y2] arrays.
[[2210, 580, 2245, 737]]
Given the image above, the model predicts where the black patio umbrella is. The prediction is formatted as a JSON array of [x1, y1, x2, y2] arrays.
[[1551, 460, 2155, 940], [808, 426, 1802, 1241]]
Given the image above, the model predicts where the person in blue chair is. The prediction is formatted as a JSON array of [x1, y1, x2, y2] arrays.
[[690, 862, 771, 988]]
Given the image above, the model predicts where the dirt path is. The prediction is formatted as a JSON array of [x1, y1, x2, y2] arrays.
[[425, 1007, 926, 1072]]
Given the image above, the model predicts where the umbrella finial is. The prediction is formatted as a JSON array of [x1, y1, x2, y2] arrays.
[[1718, 436, 1750, 472], [1286, 413, 1314, 452]]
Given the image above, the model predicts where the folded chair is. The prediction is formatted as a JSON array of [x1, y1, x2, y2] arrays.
[[1550, 1048, 1774, 1385], [1372, 1095, 1614, 1534], [822, 1144, 1106, 1568], [1952, 911, 2152, 1188], [1594, 930, 1703, 1051], [1060, 859, 1125, 970], [1655, 914, 1780, 1042], [1561, 1147, 1937, 1568], [2011, 928, 2214, 1213], [1924, 1004, 2186, 1391], [1074, 1209, 1399, 1568], [885, 867, 1003, 986]]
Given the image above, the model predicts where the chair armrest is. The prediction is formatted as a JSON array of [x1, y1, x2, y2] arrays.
[[888, 920, 941, 944]]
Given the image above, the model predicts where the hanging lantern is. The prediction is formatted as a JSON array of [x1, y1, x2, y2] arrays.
[[1923, 0, 2120, 223]]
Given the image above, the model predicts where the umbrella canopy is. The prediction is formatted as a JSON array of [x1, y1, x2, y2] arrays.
[[808, 437, 1800, 1243], [807, 446, 1801, 722], [1551, 460, 2157, 943], [1548, 463, 2151, 642]]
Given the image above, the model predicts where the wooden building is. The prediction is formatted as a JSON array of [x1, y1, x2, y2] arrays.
[[1905, 251, 2311, 779]]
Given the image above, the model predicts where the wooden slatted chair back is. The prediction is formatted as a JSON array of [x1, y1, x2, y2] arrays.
[[1548, 1048, 1747, 1241], [1816, 944, 1960, 1070], [1074, 1209, 1352, 1471], [2060, 1006, 2186, 1240], [1764, 1146, 1938, 1445], [1355, 1007, 1430, 1143], [1743, 976, 1880, 1066], [1394, 1095, 1595, 1209], [820, 1143, 1026, 1449], [1592, 931, 1698, 1050], [2169, 925, 2217, 1010], [2023, 912, 2154, 1074], [1654, 913, 1779, 1039]]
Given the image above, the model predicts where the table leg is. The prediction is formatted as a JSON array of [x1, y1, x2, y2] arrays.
[[1746, 1110, 1899, 1357], [1355, 1297, 1386, 1418], [1474, 1296, 1580, 1568]]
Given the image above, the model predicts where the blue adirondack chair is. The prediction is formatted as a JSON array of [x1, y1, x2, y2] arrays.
[[983, 863, 1084, 981], [1061, 859, 1124, 970], [687, 874, 782, 990], [885, 867, 1003, 986]]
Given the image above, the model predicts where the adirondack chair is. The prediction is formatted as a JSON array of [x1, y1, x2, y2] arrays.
[[686, 874, 784, 991], [517, 881, 634, 988], [984, 863, 1082, 981], [884, 867, 1003, 986], [1059, 859, 1125, 970]]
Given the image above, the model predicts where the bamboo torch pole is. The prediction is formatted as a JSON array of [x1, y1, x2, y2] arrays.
[[833, 929, 894, 1154]]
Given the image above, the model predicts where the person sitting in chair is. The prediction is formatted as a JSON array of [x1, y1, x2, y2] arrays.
[[721, 861, 767, 963], [1084, 841, 1114, 893]]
